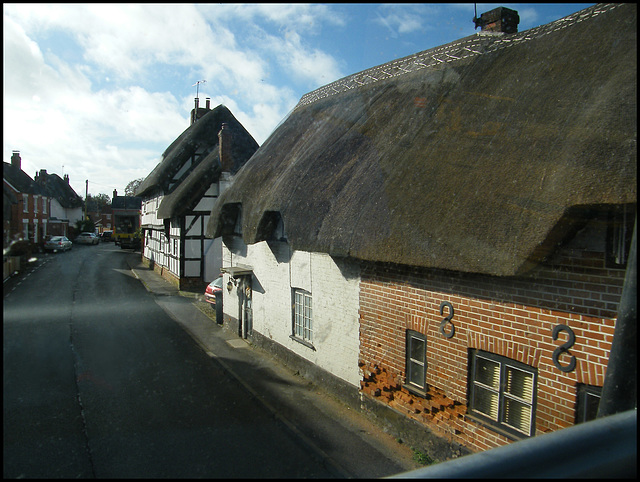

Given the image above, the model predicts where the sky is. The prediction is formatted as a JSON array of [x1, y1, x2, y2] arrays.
[[4, 3, 594, 199]]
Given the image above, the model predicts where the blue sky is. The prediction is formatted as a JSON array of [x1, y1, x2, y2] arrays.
[[4, 3, 594, 198]]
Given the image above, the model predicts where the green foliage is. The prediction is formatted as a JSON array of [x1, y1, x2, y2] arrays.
[[75, 219, 95, 233], [125, 178, 144, 196], [411, 447, 435, 466]]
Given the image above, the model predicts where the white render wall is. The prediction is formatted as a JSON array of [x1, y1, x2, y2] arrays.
[[222, 239, 361, 387]]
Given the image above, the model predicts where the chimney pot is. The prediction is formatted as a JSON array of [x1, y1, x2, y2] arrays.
[[113, 189, 118, 198], [206, 98, 211, 109]]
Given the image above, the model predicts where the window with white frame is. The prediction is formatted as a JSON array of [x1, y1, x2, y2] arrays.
[[292, 289, 313, 347], [405, 330, 427, 393], [468, 350, 537, 438], [23, 194, 29, 213]]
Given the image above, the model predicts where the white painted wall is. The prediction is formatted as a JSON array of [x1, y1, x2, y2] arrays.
[[222, 238, 361, 387]]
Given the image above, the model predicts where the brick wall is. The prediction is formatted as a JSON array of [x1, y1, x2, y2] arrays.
[[359, 222, 625, 453]]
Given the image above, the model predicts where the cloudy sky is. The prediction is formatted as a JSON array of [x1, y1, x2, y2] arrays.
[[4, 3, 593, 199]]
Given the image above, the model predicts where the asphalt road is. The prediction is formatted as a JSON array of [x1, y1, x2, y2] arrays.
[[3, 243, 358, 478]]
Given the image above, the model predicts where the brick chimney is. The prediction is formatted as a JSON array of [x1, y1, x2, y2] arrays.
[[11, 151, 21, 170], [35, 169, 47, 184], [206, 97, 211, 109], [474, 7, 519, 34], [64, 174, 70, 184], [218, 123, 233, 172], [113, 189, 118, 198]]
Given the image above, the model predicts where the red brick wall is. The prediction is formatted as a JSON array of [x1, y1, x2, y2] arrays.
[[359, 228, 625, 452]]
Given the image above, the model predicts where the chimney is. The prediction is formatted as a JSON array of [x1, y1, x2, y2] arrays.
[[11, 151, 21, 170], [206, 97, 211, 109], [64, 174, 70, 184], [113, 189, 118, 198], [36, 169, 47, 184], [191, 97, 203, 125], [218, 123, 233, 172], [474, 7, 519, 34]]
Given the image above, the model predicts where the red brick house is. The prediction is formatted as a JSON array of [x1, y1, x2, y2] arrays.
[[3, 151, 51, 248], [207, 3, 636, 457]]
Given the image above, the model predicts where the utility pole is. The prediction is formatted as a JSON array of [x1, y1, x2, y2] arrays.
[[85, 180, 89, 220]]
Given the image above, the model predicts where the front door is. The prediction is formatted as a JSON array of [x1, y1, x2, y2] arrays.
[[239, 276, 252, 339]]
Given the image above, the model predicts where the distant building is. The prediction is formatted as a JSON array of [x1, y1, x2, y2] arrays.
[[136, 100, 258, 289], [4, 152, 50, 247], [34, 168, 84, 238]]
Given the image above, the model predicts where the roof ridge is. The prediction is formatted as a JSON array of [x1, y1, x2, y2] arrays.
[[295, 3, 623, 110]]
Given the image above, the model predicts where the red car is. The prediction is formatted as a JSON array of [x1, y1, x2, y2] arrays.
[[204, 276, 223, 305]]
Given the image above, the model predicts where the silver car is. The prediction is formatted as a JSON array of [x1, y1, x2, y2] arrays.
[[44, 236, 72, 252], [75, 232, 100, 245]]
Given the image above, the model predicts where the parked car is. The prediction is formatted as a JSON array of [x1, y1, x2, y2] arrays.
[[44, 236, 72, 252], [101, 231, 113, 242], [204, 276, 224, 305], [75, 232, 100, 245]]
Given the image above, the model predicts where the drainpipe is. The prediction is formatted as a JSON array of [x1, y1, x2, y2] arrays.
[[597, 214, 637, 417]]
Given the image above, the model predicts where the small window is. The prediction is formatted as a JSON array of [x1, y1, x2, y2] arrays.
[[405, 330, 427, 393], [606, 204, 635, 268], [576, 384, 602, 423], [291, 289, 313, 348], [23, 194, 29, 213], [469, 350, 537, 438]]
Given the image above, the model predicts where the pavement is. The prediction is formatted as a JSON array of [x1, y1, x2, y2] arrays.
[[125, 254, 425, 478]]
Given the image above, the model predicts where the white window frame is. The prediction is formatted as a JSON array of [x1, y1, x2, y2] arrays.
[[291, 289, 313, 348], [468, 350, 537, 439], [405, 330, 427, 394]]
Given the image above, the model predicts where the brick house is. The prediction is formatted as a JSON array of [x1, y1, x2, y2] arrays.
[[206, 3, 636, 457], [136, 101, 258, 289], [3, 151, 51, 248]]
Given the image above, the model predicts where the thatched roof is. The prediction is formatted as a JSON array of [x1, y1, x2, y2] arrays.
[[206, 3, 637, 277], [34, 171, 83, 209], [136, 105, 258, 218]]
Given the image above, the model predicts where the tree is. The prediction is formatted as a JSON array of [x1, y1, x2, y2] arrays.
[[75, 219, 94, 234], [125, 178, 144, 196]]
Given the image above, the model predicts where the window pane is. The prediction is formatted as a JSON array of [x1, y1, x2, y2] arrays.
[[505, 366, 534, 403], [474, 385, 499, 420], [409, 361, 425, 387], [409, 336, 425, 361], [475, 357, 500, 389], [504, 397, 532, 435], [584, 392, 600, 421]]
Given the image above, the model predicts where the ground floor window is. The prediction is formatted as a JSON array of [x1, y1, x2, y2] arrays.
[[468, 349, 537, 438], [576, 384, 602, 423], [292, 289, 313, 346], [405, 330, 427, 393]]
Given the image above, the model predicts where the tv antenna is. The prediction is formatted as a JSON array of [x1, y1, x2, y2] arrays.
[[192, 80, 207, 99]]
